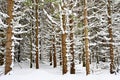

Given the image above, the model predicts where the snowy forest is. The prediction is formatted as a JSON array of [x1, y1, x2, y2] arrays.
[[0, 0, 120, 80]]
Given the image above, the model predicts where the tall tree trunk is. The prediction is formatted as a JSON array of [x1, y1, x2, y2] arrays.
[[60, 1, 67, 74], [53, 34, 57, 68], [83, 0, 90, 75], [69, 15, 75, 74], [107, 0, 114, 74], [5, 0, 14, 75], [61, 13, 67, 74], [58, 34, 62, 66], [59, 41, 62, 66], [35, 0, 39, 69], [62, 15, 67, 74], [17, 35, 21, 62], [49, 47, 52, 66], [30, 30, 33, 68]]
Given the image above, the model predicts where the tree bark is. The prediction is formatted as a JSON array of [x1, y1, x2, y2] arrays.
[[107, 0, 114, 74], [83, 0, 90, 75], [69, 15, 75, 74], [49, 47, 52, 66], [17, 35, 21, 62], [59, 41, 62, 66], [35, 0, 39, 69], [61, 14, 67, 74], [30, 30, 33, 68], [53, 35, 57, 68], [5, 0, 14, 75]]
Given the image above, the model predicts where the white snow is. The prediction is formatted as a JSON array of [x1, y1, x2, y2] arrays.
[[0, 19, 8, 28], [43, 9, 59, 26], [59, 4, 65, 34], [0, 62, 120, 80], [0, 12, 8, 18], [12, 35, 23, 41]]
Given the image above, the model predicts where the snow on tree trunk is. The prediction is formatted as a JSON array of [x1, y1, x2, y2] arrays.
[[5, 0, 14, 75], [61, 14, 67, 74], [69, 15, 75, 74], [61, 2, 68, 74], [83, 0, 90, 75], [53, 29, 57, 68]]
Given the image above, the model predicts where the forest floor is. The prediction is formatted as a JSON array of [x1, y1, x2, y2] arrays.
[[0, 61, 120, 80]]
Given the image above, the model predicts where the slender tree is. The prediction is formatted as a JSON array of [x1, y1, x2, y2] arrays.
[[5, 0, 14, 74], [61, 2, 67, 74], [61, 14, 67, 74], [82, 48, 86, 67], [35, 0, 39, 69], [83, 0, 90, 75], [17, 35, 21, 62], [49, 47, 52, 66], [30, 29, 33, 68], [52, 26, 57, 68], [107, 0, 114, 74], [69, 15, 75, 74]]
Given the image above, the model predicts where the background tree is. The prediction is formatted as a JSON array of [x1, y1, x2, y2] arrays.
[[35, 0, 39, 69], [107, 0, 114, 74]]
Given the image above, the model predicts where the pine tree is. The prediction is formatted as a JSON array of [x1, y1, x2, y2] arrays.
[[5, 0, 14, 74], [107, 0, 114, 74], [83, 0, 90, 75], [61, 2, 67, 74], [69, 15, 75, 74], [52, 26, 57, 68], [30, 29, 33, 68], [35, 0, 39, 69], [49, 47, 52, 66]]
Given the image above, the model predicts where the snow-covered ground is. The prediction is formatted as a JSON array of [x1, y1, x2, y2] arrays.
[[0, 61, 120, 80]]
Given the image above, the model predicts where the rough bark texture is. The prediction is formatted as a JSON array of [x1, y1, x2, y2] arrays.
[[69, 15, 75, 74], [62, 14, 67, 74], [107, 0, 114, 74], [5, 0, 14, 75], [35, 0, 39, 69], [83, 0, 90, 75]]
